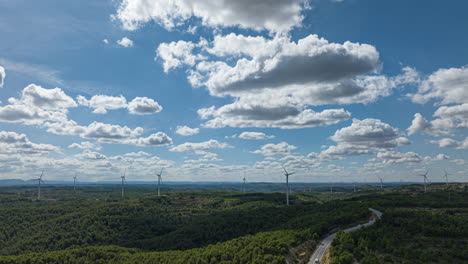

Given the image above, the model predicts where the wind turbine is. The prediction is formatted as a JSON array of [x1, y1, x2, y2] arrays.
[[156, 168, 163, 197], [32, 170, 45, 200], [443, 169, 451, 185], [121, 168, 126, 198], [419, 169, 430, 193], [378, 177, 384, 190], [242, 171, 246, 193], [73, 173, 77, 192], [283, 167, 295, 206]]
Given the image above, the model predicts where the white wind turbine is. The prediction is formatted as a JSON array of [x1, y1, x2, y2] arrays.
[[156, 168, 164, 196], [73, 173, 78, 192], [283, 167, 295, 206], [242, 171, 246, 193], [121, 168, 127, 198], [32, 170, 45, 200], [378, 177, 384, 190], [443, 169, 451, 185], [419, 169, 430, 193]]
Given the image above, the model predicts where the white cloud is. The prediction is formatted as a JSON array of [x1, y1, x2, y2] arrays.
[[157, 40, 207, 72], [176, 126, 200, 136], [125, 132, 173, 146], [115, 0, 308, 33], [117, 37, 134, 47], [44, 119, 172, 147], [77, 95, 162, 115], [170, 139, 231, 153], [184, 34, 382, 98], [198, 101, 351, 129], [0, 84, 73, 125], [430, 137, 468, 149], [237, 131, 275, 140], [81, 121, 144, 142], [252, 142, 297, 156], [433, 153, 449, 160], [409, 66, 468, 105], [0, 131, 59, 155], [320, 118, 410, 160], [77, 95, 127, 114], [127, 97, 163, 115], [407, 104, 468, 136], [15, 84, 77, 110], [0, 65, 5, 88], [162, 35, 417, 130], [124, 151, 151, 157], [376, 151, 422, 164], [68, 141, 101, 150], [76, 150, 107, 160], [103, 39, 109, 44], [0, 104, 67, 125]]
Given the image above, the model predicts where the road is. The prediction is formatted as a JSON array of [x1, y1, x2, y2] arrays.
[[308, 208, 383, 264]]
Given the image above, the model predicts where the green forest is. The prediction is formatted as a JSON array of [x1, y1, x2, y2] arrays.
[[0, 183, 466, 263]]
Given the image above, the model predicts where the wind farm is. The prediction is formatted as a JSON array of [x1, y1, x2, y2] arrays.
[[0, 0, 467, 263]]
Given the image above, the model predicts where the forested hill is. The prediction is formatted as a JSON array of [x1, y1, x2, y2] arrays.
[[0, 184, 466, 263]]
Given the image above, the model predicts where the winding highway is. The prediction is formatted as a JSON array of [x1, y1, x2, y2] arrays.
[[308, 208, 383, 264]]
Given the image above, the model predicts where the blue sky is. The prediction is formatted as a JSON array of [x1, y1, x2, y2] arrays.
[[0, 0, 467, 183]]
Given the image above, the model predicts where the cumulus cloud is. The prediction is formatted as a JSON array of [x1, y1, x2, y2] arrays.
[[157, 40, 207, 72], [0, 84, 73, 125], [127, 97, 163, 115], [68, 141, 101, 150], [45, 120, 171, 146], [124, 151, 151, 157], [126, 132, 173, 146], [77, 95, 162, 115], [77, 95, 127, 114], [117, 37, 134, 47], [0, 131, 59, 155], [376, 151, 422, 164], [15, 84, 77, 110], [407, 104, 468, 136], [170, 139, 231, 153], [176, 126, 200, 136], [320, 118, 410, 160], [76, 150, 107, 160], [430, 137, 468, 149], [115, 0, 308, 33], [409, 66, 468, 105], [198, 100, 351, 129], [161, 34, 417, 130], [237, 131, 275, 140], [252, 142, 297, 156], [0, 65, 5, 88], [80, 121, 144, 142]]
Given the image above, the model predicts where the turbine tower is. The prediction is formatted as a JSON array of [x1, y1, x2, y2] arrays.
[[73, 173, 77, 192], [121, 168, 126, 198], [32, 170, 45, 200], [156, 168, 163, 197], [283, 167, 295, 206], [242, 171, 246, 193], [443, 169, 451, 185], [419, 169, 430, 193], [379, 177, 384, 190]]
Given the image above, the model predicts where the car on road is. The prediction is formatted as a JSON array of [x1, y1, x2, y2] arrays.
[[314, 258, 320, 264]]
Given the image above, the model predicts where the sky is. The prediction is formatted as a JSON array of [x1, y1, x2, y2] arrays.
[[0, 0, 467, 183]]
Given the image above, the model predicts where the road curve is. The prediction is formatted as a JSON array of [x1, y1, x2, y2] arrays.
[[308, 208, 383, 264]]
